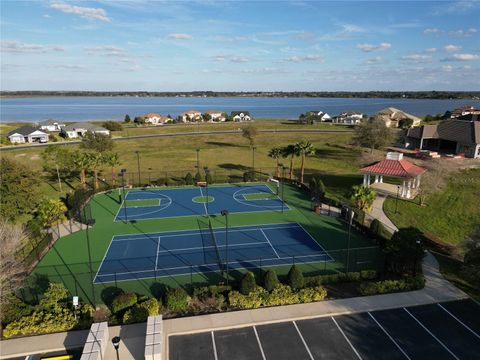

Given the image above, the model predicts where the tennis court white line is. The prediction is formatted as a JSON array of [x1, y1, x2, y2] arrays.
[[260, 229, 280, 259], [154, 237, 161, 270], [296, 223, 334, 260], [368, 312, 411, 359], [211, 331, 219, 360], [437, 303, 480, 339], [253, 326, 267, 360], [403, 308, 459, 360], [198, 187, 208, 216], [157, 241, 270, 254], [93, 235, 116, 283], [331, 317, 363, 360], [114, 194, 173, 221], [293, 321, 314, 360]]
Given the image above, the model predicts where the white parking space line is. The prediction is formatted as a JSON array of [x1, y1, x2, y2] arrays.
[[211, 331, 219, 360], [253, 326, 267, 360], [331, 317, 363, 360], [260, 229, 280, 258], [293, 321, 314, 360], [403, 308, 459, 360], [437, 303, 480, 339], [368, 312, 411, 359]]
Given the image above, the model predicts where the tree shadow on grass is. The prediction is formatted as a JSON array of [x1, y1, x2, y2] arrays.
[[218, 163, 251, 171], [206, 141, 244, 148]]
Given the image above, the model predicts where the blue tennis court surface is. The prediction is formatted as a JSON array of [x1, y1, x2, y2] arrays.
[[115, 184, 288, 222], [94, 222, 333, 283]]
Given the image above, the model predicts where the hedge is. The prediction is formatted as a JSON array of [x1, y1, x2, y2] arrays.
[[263, 269, 279, 292], [357, 276, 425, 296], [240, 272, 256, 295], [305, 270, 377, 287], [166, 288, 190, 313], [287, 265, 304, 290], [111, 293, 137, 314]]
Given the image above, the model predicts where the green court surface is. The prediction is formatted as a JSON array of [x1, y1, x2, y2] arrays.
[[125, 198, 161, 207], [28, 183, 382, 305], [242, 192, 277, 200]]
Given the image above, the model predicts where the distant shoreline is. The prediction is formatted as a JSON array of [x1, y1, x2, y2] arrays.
[[1, 91, 480, 100]]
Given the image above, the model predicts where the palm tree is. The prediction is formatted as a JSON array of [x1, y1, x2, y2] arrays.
[[103, 152, 120, 186], [350, 185, 377, 212], [268, 147, 283, 177], [295, 140, 316, 184], [73, 151, 91, 188], [282, 145, 299, 180], [85, 152, 102, 190]]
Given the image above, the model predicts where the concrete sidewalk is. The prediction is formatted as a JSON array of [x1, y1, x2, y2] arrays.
[[0, 251, 468, 360], [370, 194, 398, 232]]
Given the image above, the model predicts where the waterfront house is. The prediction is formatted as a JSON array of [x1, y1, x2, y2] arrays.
[[205, 110, 226, 122], [231, 111, 251, 122], [332, 111, 363, 125], [143, 113, 172, 125], [405, 120, 480, 159], [8, 126, 48, 144], [456, 114, 480, 122], [305, 111, 332, 122], [444, 105, 480, 119], [39, 119, 66, 132], [372, 107, 421, 128], [61, 122, 110, 139], [180, 110, 202, 122]]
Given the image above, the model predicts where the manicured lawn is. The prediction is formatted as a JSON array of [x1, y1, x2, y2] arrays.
[[28, 183, 380, 304], [384, 168, 480, 246]]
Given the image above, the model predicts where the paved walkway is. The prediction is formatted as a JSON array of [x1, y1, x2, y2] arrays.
[[370, 194, 398, 232], [0, 251, 468, 360]]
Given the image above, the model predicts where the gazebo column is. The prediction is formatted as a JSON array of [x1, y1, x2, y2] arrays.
[[374, 175, 379, 183], [379, 175, 384, 183], [401, 180, 406, 197], [416, 175, 421, 188], [406, 179, 412, 198], [363, 174, 368, 187]]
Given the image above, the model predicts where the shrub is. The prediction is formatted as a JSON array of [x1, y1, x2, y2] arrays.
[[166, 288, 190, 313], [240, 272, 256, 295], [1, 294, 34, 324], [194, 172, 202, 183], [360, 270, 377, 280], [140, 297, 160, 316], [297, 287, 327, 303], [263, 269, 279, 292], [123, 305, 149, 324], [287, 265, 304, 290], [357, 276, 425, 296], [39, 283, 69, 309], [3, 307, 77, 338], [48, 134, 58, 142], [205, 172, 213, 184], [193, 285, 231, 299], [228, 287, 267, 309], [243, 171, 255, 182], [92, 304, 110, 323], [264, 284, 298, 306], [102, 121, 123, 131], [111, 293, 137, 314], [185, 172, 194, 185]]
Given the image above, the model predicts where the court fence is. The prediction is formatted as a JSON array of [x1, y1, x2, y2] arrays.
[[21, 245, 383, 305]]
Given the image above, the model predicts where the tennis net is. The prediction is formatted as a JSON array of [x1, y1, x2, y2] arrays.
[[208, 217, 223, 269]]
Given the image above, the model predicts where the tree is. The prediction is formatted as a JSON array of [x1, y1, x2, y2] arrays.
[[36, 199, 67, 228], [185, 172, 194, 185], [72, 151, 92, 188], [384, 227, 425, 275], [39, 283, 69, 310], [80, 132, 114, 153], [268, 147, 283, 177], [205, 171, 213, 184], [102, 121, 122, 132], [194, 172, 202, 183], [263, 269, 279, 292], [282, 144, 299, 180], [203, 113, 212, 122], [0, 220, 27, 308], [134, 116, 146, 125], [398, 118, 414, 129], [309, 177, 326, 204], [42, 145, 77, 181], [240, 272, 256, 295], [353, 118, 393, 153], [295, 140, 315, 183], [241, 124, 258, 146], [85, 152, 103, 190], [350, 185, 377, 212], [0, 157, 40, 221], [124, 114, 131, 123], [103, 152, 120, 186], [287, 265, 304, 290]]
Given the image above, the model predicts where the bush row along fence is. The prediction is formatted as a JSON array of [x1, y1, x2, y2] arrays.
[[21, 246, 382, 306]]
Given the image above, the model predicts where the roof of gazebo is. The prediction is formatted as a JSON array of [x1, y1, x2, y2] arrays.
[[360, 155, 426, 178]]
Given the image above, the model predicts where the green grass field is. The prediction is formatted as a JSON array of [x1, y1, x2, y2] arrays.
[[28, 183, 380, 305]]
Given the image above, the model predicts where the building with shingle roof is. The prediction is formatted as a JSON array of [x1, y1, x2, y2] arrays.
[[7, 125, 49, 144], [61, 122, 110, 139]]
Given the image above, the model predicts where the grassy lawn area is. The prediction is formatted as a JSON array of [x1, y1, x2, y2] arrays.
[[433, 252, 480, 301], [384, 168, 480, 246], [27, 183, 381, 303]]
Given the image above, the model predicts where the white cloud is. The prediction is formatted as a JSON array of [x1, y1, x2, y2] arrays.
[[400, 54, 432, 61], [449, 28, 477, 37], [241, 67, 290, 75], [53, 64, 86, 70], [43, 14, 52, 18], [212, 55, 251, 63], [167, 33, 193, 40], [283, 55, 324, 63], [443, 53, 480, 61], [424, 48, 437, 53], [356, 43, 391, 52], [1, 40, 64, 53], [212, 35, 247, 43], [364, 57, 386, 65], [341, 24, 366, 33], [50, 2, 110, 22], [424, 28, 443, 35], [444, 44, 462, 52], [295, 31, 315, 41], [84, 45, 126, 57]]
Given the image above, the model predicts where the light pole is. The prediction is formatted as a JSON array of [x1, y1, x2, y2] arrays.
[[252, 146, 256, 174], [85, 217, 96, 306], [395, 185, 400, 214], [112, 336, 121, 360], [221, 210, 229, 286], [346, 209, 354, 273], [204, 166, 209, 216], [196, 149, 200, 172], [119, 169, 127, 222], [413, 239, 422, 276], [279, 164, 287, 213], [135, 151, 141, 186]]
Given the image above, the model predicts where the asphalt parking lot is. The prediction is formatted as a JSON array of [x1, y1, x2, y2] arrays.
[[169, 298, 480, 359]]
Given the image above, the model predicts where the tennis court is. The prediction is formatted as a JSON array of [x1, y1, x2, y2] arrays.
[[94, 222, 333, 283], [114, 184, 287, 221]]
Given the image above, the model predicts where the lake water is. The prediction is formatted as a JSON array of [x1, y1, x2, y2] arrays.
[[1, 96, 479, 122]]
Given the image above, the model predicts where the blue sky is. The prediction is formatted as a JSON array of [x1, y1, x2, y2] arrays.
[[1, 0, 479, 91]]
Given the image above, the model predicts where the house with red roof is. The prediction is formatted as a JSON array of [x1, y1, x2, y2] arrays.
[[360, 152, 426, 198], [143, 113, 172, 125], [179, 110, 202, 122]]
